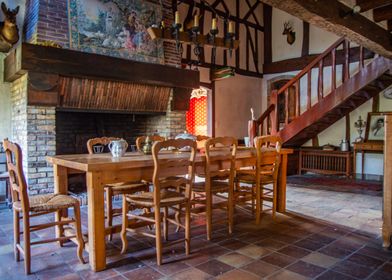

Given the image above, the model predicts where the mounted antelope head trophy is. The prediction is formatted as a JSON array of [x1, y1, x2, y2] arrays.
[[0, 2, 20, 52], [282, 21, 295, 45]]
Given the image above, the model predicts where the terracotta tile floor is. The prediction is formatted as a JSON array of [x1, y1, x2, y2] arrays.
[[0, 201, 391, 279]]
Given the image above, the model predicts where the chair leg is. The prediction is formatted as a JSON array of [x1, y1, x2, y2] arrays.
[[105, 187, 113, 241], [255, 182, 261, 225], [55, 209, 65, 247], [13, 210, 20, 262], [175, 204, 181, 233], [228, 186, 234, 235], [120, 195, 129, 254], [154, 207, 163, 265], [73, 203, 85, 264], [251, 185, 255, 215], [163, 206, 168, 241], [185, 202, 191, 255], [206, 191, 213, 241], [22, 215, 31, 275], [272, 182, 277, 219]]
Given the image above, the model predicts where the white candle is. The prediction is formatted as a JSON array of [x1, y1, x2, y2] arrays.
[[175, 11, 180, 25], [212, 18, 217, 30], [194, 14, 199, 27], [228, 21, 234, 33]]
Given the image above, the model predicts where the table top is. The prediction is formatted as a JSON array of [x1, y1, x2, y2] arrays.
[[47, 147, 293, 172]]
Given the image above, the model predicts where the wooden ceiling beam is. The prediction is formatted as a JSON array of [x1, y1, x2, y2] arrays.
[[373, 4, 392, 22], [259, 0, 392, 59], [356, 0, 392, 13]]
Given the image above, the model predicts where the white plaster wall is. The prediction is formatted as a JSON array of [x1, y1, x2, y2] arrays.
[[215, 73, 262, 139], [271, 8, 302, 62]]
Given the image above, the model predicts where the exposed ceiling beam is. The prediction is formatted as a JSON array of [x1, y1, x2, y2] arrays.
[[356, 0, 392, 13], [259, 0, 392, 59], [374, 4, 392, 22]]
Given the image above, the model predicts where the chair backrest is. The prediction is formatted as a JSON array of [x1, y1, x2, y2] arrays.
[[204, 137, 237, 183], [136, 135, 165, 152], [152, 139, 196, 204], [87, 137, 121, 154], [196, 135, 210, 150], [3, 139, 29, 212], [254, 135, 282, 180]]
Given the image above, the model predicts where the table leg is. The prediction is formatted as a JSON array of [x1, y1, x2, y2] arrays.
[[277, 154, 288, 213], [353, 149, 357, 179], [86, 171, 106, 272], [54, 164, 68, 244]]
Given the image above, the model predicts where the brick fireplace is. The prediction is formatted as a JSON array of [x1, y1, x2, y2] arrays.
[[7, 0, 198, 195]]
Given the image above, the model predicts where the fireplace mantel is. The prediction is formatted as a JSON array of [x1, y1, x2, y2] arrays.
[[5, 43, 199, 111], [5, 43, 199, 88]]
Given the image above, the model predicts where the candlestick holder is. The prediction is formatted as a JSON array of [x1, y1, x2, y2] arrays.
[[189, 26, 202, 69], [354, 115, 366, 143], [171, 23, 183, 53], [225, 32, 235, 57], [208, 29, 219, 65]]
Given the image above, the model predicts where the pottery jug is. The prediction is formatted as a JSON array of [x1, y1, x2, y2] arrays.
[[340, 139, 349, 151], [108, 139, 128, 158], [142, 136, 153, 155]]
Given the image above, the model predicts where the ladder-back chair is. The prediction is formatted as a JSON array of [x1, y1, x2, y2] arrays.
[[3, 139, 84, 274], [121, 139, 196, 265]]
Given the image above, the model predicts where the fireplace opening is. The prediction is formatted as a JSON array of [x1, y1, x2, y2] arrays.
[[56, 110, 165, 155]]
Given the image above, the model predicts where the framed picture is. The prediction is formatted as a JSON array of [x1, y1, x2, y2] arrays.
[[365, 112, 387, 142]]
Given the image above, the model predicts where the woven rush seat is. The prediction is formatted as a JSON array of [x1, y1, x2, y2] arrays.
[[105, 182, 149, 193], [193, 180, 230, 193], [126, 190, 187, 207], [236, 170, 274, 184], [13, 194, 79, 212]]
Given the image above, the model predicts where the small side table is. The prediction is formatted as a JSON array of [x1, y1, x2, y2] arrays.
[[353, 142, 384, 178]]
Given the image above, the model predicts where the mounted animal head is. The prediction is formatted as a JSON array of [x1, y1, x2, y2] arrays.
[[282, 21, 295, 45], [1, 2, 19, 26]]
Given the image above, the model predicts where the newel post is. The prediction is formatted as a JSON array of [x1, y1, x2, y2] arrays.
[[270, 89, 279, 134], [248, 120, 257, 147]]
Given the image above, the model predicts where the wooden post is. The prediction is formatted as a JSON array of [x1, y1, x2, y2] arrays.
[[383, 114, 392, 248]]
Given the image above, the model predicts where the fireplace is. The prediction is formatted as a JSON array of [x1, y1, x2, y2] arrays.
[[56, 110, 166, 155]]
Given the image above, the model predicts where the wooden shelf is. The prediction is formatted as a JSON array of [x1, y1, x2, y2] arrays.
[[147, 27, 239, 50]]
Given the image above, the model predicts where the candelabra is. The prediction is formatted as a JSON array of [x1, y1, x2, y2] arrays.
[[354, 115, 366, 142]]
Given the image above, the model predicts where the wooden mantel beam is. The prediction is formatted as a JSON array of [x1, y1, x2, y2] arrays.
[[356, 0, 392, 13], [4, 43, 199, 89], [374, 4, 392, 22], [259, 0, 392, 59]]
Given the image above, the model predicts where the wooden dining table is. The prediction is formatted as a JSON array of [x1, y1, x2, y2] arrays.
[[47, 147, 293, 271]]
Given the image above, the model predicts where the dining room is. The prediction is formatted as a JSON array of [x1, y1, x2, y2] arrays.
[[2, 0, 392, 280]]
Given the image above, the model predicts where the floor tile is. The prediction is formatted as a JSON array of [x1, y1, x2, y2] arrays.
[[278, 245, 311, 259], [217, 252, 253, 268], [346, 253, 384, 270], [169, 267, 212, 280], [294, 238, 325, 251], [123, 267, 164, 280], [267, 269, 310, 280], [216, 269, 260, 280], [315, 270, 356, 280], [286, 260, 326, 278], [236, 244, 272, 259], [256, 238, 288, 250], [261, 252, 296, 268], [301, 252, 339, 268], [218, 239, 249, 250], [241, 260, 280, 277], [332, 260, 375, 279], [318, 244, 355, 259], [195, 259, 234, 277]]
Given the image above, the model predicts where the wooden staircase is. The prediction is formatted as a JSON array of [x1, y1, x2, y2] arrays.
[[250, 38, 392, 147]]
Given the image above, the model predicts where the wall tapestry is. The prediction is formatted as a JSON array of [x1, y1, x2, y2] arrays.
[[68, 0, 164, 64]]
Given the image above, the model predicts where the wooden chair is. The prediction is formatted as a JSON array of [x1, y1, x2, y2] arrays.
[[87, 137, 149, 240], [135, 135, 165, 152], [120, 139, 196, 265], [3, 139, 85, 274], [192, 137, 237, 240], [196, 135, 210, 150], [235, 135, 282, 224]]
